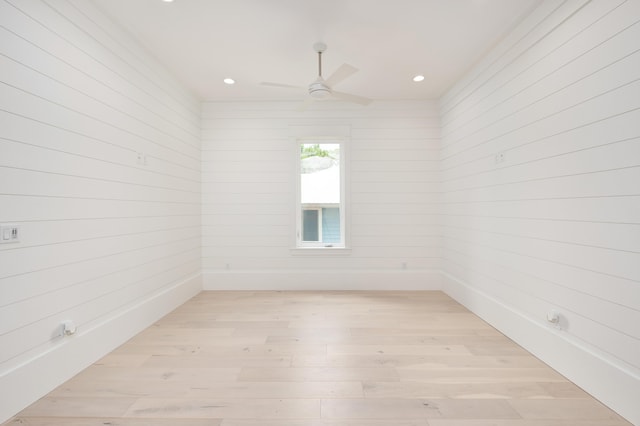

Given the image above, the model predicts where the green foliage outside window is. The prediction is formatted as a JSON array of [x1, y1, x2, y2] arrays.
[[301, 144, 334, 159]]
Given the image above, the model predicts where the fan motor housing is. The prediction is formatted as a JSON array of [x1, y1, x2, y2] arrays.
[[309, 81, 331, 99]]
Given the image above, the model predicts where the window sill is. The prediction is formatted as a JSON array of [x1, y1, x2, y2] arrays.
[[290, 247, 352, 256]]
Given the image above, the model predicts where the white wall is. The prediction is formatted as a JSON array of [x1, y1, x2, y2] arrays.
[[439, 0, 640, 423], [202, 101, 442, 290], [0, 0, 202, 421]]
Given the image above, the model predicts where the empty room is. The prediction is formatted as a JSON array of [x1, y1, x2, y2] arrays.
[[0, 0, 638, 424]]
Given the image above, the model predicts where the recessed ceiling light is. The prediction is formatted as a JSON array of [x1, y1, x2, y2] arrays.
[[162, 0, 174, 2], [223, 78, 235, 85], [413, 75, 425, 82]]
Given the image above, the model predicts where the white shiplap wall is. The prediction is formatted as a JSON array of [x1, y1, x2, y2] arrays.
[[439, 0, 640, 423], [202, 101, 441, 290], [0, 0, 201, 421]]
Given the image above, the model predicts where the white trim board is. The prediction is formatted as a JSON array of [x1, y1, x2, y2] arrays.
[[203, 269, 443, 291], [0, 274, 202, 424], [442, 272, 639, 426]]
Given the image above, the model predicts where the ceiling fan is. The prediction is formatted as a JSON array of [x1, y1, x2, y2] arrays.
[[261, 42, 372, 107]]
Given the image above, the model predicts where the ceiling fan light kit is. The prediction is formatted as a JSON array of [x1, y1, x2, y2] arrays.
[[261, 42, 371, 107], [309, 80, 331, 99]]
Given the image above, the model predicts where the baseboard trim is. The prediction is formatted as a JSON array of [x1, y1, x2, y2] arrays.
[[203, 269, 443, 290], [0, 273, 202, 424], [441, 271, 639, 426]]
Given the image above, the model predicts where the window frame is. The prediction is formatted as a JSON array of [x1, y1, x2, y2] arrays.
[[294, 137, 349, 251]]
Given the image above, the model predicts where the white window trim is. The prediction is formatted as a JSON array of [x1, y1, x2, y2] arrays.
[[290, 247, 352, 256], [291, 128, 350, 254]]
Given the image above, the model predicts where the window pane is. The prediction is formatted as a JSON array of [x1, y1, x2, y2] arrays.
[[300, 144, 340, 205], [321, 207, 340, 243], [302, 209, 319, 241]]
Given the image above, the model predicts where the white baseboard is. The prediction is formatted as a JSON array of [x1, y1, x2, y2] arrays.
[[203, 269, 443, 290], [0, 273, 202, 424], [441, 272, 639, 426]]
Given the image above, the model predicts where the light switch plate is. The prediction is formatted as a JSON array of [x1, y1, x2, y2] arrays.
[[0, 224, 20, 244]]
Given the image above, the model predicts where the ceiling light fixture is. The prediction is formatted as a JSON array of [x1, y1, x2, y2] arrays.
[[162, 0, 174, 3], [223, 78, 235, 85], [308, 79, 331, 99], [413, 75, 425, 82]]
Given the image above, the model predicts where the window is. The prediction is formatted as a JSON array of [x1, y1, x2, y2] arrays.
[[296, 141, 345, 248]]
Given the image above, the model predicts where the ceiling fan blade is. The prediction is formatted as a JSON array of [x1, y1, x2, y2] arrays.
[[332, 90, 372, 106], [324, 63, 358, 87], [260, 82, 305, 90]]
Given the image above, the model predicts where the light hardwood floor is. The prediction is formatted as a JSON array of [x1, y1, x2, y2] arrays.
[[5, 291, 631, 425]]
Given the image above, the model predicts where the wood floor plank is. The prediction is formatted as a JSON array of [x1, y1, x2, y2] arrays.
[[321, 398, 434, 419], [508, 399, 630, 421], [327, 344, 472, 356], [321, 398, 521, 419], [428, 420, 631, 426], [140, 354, 292, 368], [51, 381, 363, 399], [238, 366, 399, 382], [362, 381, 574, 399], [199, 344, 327, 357], [4, 291, 631, 426], [93, 354, 152, 367], [69, 366, 241, 384], [16, 397, 137, 418], [396, 367, 566, 383], [5, 419, 222, 426], [233, 327, 350, 338], [291, 354, 545, 368], [124, 398, 320, 419], [220, 420, 428, 426], [349, 327, 502, 337]]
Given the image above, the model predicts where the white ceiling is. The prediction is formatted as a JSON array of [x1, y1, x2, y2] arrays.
[[92, 0, 542, 102]]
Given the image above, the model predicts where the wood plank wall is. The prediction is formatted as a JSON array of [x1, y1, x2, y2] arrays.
[[439, 0, 640, 423], [0, 0, 202, 420], [201, 101, 442, 289]]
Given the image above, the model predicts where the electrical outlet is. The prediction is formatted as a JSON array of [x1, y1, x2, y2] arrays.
[[61, 320, 77, 336], [547, 310, 560, 324], [0, 224, 20, 244]]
